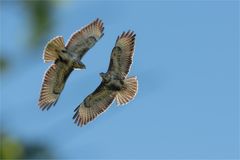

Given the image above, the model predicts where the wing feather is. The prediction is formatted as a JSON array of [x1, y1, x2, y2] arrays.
[[42, 36, 65, 62], [73, 82, 116, 126], [38, 62, 73, 110], [107, 31, 136, 78], [66, 18, 104, 59]]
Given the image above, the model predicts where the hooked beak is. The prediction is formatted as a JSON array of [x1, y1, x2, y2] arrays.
[[99, 72, 105, 77], [79, 61, 86, 69]]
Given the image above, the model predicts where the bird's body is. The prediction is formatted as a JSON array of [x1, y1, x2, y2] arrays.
[[73, 31, 138, 126], [50, 60, 73, 95], [57, 49, 85, 70], [38, 19, 104, 110], [100, 72, 124, 91]]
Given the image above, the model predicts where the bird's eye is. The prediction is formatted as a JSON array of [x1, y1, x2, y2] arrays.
[[61, 50, 67, 53]]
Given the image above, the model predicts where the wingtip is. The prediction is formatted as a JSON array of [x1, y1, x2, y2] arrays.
[[94, 18, 104, 29], [100, 32, 104, 39], [119, 30, 136, 38], [38, 101, 54, 111], [73, 104, 82, 126]]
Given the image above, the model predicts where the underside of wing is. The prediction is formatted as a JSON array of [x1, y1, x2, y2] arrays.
[[107, 31, 136, 77], [38, 62, 73, 110], [73, 82, 116, 126], [66, 18, 104, 59]]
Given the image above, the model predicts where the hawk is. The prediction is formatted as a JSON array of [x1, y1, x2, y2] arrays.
[[38, 19, 104, 110], [73, 31, 138, 126]]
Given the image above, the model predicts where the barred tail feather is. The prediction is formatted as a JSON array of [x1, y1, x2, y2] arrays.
[[116, 76, 138, 105], [43, 36, 65, 62]]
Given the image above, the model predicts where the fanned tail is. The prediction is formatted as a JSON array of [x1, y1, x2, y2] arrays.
[[115, 76, 138, 105], [43, 36, 65, 62]]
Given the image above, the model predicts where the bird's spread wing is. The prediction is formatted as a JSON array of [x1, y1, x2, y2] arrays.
[[66, 18, 104, 59], [73, 82, 116, 126], [38, 62, 73, 110], [107, 31, 136, 78]]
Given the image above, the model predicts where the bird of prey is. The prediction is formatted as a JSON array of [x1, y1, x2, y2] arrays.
[[73, 31, 138, 126], [38, 19, 104, 110]]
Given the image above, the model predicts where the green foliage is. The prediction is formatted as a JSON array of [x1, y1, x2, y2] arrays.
[[24, 0, 55, 46], [0, 133, 24, 159], [0, 57, 8, 72], [0, 133, 53, 159]]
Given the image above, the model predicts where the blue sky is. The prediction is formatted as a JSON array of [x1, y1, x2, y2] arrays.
[[1, 1, 239, 159]]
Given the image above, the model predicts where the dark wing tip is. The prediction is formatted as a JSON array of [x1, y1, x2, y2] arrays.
[[72, 104, 82, 126], [112, 30, 136, 75], [119, 30, 135, 39], [73, 105, 80, 112], [38, 101, 54, 111], [72, 100, 112, 127], [101, 26, 104, 33], [115, 31, 135, 45], [100, 32, 104, 39], [94, 18, 104, 31]]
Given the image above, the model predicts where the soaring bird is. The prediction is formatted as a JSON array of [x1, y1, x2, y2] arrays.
[[38, 19, 104, 110], [73, 31, 138, 126]]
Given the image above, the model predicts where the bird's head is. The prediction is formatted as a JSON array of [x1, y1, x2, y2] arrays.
[[79, 62, 86, 69], [100, 72, 110, 82], [100, 72, 106, 78]]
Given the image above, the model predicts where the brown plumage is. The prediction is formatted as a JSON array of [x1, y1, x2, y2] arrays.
[[73, 31, 138, 126], [39, 18, 104, 110]]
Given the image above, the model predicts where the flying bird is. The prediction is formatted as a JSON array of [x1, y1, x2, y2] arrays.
[[38, 19, 104, 110], [73, 31, 138, 126]]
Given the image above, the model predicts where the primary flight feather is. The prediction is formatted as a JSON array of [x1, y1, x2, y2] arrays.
[[38, 19, 104, 110], [73, 31, 138, 126]]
